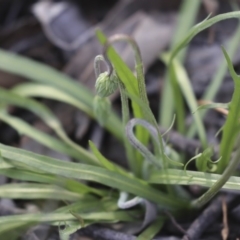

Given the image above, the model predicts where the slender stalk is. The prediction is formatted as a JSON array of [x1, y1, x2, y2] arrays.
[[94, 55, 110, 78], [118, 81, 137, 174], [101, 34, 175, 177], [102, 34, 149, 120], [126, 118, 162, 168], [102, 34, 151, 176], [102, 34, 168, 159]]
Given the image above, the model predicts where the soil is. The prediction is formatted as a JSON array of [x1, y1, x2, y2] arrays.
[[0, 0, 240, 239]]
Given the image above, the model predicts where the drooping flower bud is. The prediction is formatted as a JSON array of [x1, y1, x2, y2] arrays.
[[95, 71, 118, 98], [93, 95, 111, 126]]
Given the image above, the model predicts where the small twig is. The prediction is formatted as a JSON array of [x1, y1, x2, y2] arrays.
[[75, 224, 183, 240], [163, 210, 186, 235], [182, 194, 235, 240], [221, 196, 229, 240]]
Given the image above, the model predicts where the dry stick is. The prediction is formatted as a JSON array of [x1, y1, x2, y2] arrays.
[[221, 196, 229, 240], [182, 194, 235, 240], [76, 224, 183, 240], [76, 225, 136, 240], [163, 210, 187, 235]]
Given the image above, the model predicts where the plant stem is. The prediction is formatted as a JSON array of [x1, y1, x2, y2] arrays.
[[126, 118, 162, 168], [101, 34, 173, 176], [94, 55, 110, 78], [102, 34, 151, 176], [118, 81, 136, 174], [102, 34, 149, 120], [191, 134, 240, 208]]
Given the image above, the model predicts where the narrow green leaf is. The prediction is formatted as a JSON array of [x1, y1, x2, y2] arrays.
[[12, 83, 123, 139], [0, 158, 13, 169], [0, 49, 92, 104], [0, 211, 137, 236], [56, 199, 105, 213], [89, 140, 129, 175], [12, 83, 92, 115], [187, 21, 240, 138], [0, 49, 123, 140], [0, 144, 188, 209], [0, 168, 104, 196], [96, 30, 148, 176], [217, 48, 240, 173], [0, 111, 98, 165], [0, 88, 100, 165], [161, 53, 207, 147], [149, 169, 240, 190], [0, 183, 82, 200], [159, 0, 201, 127], [170, 11, 240, 61], [0, 86, 61, 130]]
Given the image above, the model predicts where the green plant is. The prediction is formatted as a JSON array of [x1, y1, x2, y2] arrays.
[[0, 9, 240, 240]]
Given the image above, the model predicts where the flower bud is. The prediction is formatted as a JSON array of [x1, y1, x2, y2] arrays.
[[95, 71, 118, 98], [93, 95, 111, 126]]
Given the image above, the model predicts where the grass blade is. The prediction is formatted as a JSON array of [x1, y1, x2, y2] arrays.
[[161, 53, 207, 147], [149, 169, 240, 190], [0, 49, 122, 140], [12, 83, 92, 115], [0, 111, 98, 165], [170, 11, 240, 61], [0, 87, 102, 165], [187, 21, 240, 138], [0, 168, 104, 196], [0, 143, 188, 209], [216, 48, 240, 173], [0, 211, 137, 237], [12, 83, 123, 140], [159, 0, 201, 127], [96, 30, 148, 176], [0, 183, 82, 200], [89, 140, 128, 175]]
